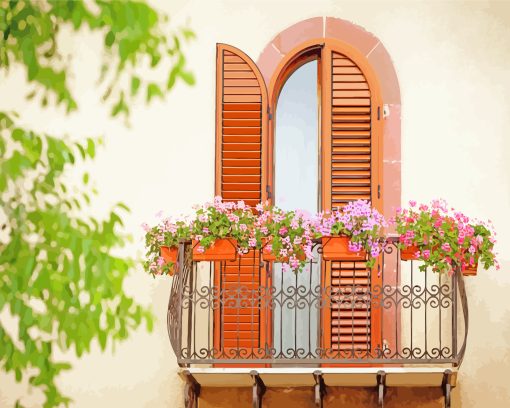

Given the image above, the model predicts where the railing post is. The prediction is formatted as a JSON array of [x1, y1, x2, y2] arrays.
[[451, 270, 458, 359], [186, 244, 194, 363]]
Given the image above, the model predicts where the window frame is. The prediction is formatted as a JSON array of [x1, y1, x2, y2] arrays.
[[266, 38, 384, 215]]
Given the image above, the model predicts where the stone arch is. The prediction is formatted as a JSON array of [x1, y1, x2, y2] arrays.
[[257, 17, 401, 217]]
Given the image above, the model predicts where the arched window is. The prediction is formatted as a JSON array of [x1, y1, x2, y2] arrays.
[[214, 17, 400, 363]]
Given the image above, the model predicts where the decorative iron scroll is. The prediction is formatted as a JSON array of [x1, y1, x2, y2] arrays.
[[168, 239, 468, 366]]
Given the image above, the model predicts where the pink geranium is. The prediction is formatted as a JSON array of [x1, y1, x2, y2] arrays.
[[393, 199, 499, 274]]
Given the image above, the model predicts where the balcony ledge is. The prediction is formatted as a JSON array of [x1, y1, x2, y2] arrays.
[[180, 366, 457, 388]]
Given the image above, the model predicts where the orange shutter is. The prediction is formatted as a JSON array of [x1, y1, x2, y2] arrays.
[[321, 42, 383, 359], [214, 44, 269, 362], [215, 44, 268, 207]]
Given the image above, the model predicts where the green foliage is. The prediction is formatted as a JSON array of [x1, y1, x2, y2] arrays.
[[0, 1, 195, 406], [143, 218, 191, 277], [0, 0, 195, 117], [0, 112, 153, 406], [393, 200, 499, 273]]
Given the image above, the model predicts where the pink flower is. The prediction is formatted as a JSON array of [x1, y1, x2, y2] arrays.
[[248, 237, 257, 247], [141, 223, 151, 232], [278, 226, 288, 236], [196, 246, 205, 254], [227, 214, 239, 223], [441, 243, 451, 252], [289, 256, 300, 270], [157, 257, 165, 266], [348, 241, 362, 253], [468, 245, 476, 254], [422, 250, 430, 259], [409, 200, 417, 207]]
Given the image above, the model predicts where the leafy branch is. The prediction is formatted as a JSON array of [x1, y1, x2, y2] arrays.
[[0, 1, 195, 406]]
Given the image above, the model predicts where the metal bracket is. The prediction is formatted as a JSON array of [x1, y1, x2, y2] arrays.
[[313, 370, 327, 408], [442, 369, 453, 408], [377, 370, 386, 407], [251, 370, 266, 408], [183, 370, 201, 408]]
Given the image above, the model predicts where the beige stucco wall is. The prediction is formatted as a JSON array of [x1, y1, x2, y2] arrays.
[[1, 0, 510, 407]]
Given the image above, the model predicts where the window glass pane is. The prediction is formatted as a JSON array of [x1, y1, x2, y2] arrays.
[[273, 60, 320, 361], [274, 60, 319, 214]]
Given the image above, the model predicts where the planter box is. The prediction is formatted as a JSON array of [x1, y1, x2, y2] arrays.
[[160, 246, 178, 276], [192, 238, 237, 262], [321, 236, 366, 261], [463, 262, 478, 276], [160, 246, 178, 263], [400, 245, 420, 261]]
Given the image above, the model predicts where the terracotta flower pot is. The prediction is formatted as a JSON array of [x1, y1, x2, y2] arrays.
[[321, 236, 366, 261], [400, 245, 420, 261], [160, 246, 178, 276], [463, 262, 478, 276], [192, 238, 237, 261], [160, 246, 178, 263]]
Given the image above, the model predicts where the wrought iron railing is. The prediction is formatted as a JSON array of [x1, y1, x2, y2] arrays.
[[167, 238, 468, 367]]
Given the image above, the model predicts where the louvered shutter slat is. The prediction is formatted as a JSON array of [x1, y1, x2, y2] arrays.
[[214, 45, 269, 363], [322, 46, 382, 361]]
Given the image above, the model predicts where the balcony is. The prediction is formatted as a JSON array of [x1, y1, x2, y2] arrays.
[[167, 237, 468, 407]]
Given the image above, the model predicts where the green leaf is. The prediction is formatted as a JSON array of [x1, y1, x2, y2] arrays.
[[130, 76, 140, 96], [86, 138, 95, 158], [105, 31, 115, 47], [146, 83, 163, 102], [179, 70, 195, 86]]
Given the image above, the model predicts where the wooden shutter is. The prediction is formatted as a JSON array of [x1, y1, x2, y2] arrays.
[[214, 44, 269, 362], [215, 43, 268, 207], [321, 42, 383, 359]]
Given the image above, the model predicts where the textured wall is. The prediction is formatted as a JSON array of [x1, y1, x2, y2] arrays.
[[1, 0, 510, 407]]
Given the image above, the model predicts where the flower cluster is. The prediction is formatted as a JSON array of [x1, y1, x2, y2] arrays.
[[393, 199, 499, 274], [254, 205, 316, 271], [314, 200, 387, 267], [143, 216, 191, 276], [191, 196, 256, 255], [143, 197, 499, 277]]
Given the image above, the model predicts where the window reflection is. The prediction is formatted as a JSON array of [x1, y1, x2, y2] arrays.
[[273, 59, 320, 361], [274, 60, 319, 213]]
